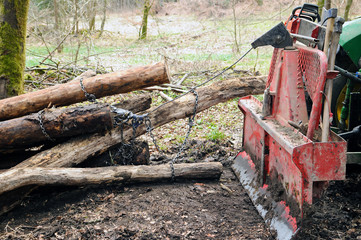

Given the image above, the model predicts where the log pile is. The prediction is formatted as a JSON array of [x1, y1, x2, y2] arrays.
[[0, 61, 267, 215]]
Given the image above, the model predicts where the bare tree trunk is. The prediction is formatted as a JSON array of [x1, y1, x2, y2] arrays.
[[317, 0, 325, 15], [88, 0, 97, 32], [73, 0, 79, 35], [53, 0, 63, 53], [0, 0, 30, 99], [325, 0, 331, 9], [254, 0, 263, 6], [139, 0, 152, 40], [344, 0, 353, 21], [99, 0, 107, 37], [232, 0, 240, 54]]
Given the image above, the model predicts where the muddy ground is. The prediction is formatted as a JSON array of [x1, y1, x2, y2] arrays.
[[0, 140, 360, 239]]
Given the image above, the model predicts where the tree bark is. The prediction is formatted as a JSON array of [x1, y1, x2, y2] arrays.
[[317, 0, 325, 15], [0, 62, 169, 121], [344, 0, 353, 21], [0, 104, 113, 152], [0, 0, 30, 99], [0, 93, 152, 153], [0, 75, 265, 215], [99, 0, 107, 37], [0, 162, 222, 195], [88, 0, 97, 32], [73, 0, 79, 35], [139, 0, 152, 40], [0, 93, 151, 166], [325, 0, 331, 9]]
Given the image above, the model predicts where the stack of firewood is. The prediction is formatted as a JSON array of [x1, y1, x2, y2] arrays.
[[0, 61, 267, 215]]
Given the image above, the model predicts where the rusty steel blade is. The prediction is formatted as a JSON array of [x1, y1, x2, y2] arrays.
[[232, 151, 299, 240]]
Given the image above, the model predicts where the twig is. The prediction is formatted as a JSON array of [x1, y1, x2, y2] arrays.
[[144, 86, 187, 93], [159, 91, 173, 101], [24, 80, 56, 86], [161, 83, 186, 90], [39, 31, 72, 65], [177, 73, 189, 85]]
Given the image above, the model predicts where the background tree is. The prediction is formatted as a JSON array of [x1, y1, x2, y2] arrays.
[[139, 0, 153, 40], [317, 0, 324, 15], [344, 0, 353, 21], [0, 0, 30, 99]]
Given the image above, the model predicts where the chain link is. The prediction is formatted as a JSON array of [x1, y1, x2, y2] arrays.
[[111, 106, 147, 165], [37, 109, 55, 142], [169, 89, 199, 181], [80, 77, 97, 103]]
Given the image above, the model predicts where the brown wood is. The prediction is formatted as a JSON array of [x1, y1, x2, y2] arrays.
[[17, 75, 266, 169], [0, 93, 152, 167], [0, 162, 222, 195], [0, 104, 113, 153], [0, 75, 265, 215], [0, 62, 169, 121], [0, 94, 152, 153]]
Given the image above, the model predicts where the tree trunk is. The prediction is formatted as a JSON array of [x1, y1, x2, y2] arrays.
[[0, 62, 170, 121], [73, 0, 79, 35], [0, 162, 223, 195], [99, 0, 107, 37], [88, 0, 97, 32], [344, 0, 353, 21], [317, 0, 325, 15], [0, 75, 266, 215], [325, 0, 331, 9], [254, 0, 263, 6], [139, 0, 152, 40], [0, 0, 30, 99]]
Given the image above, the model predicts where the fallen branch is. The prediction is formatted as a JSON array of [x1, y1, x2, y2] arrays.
[[159, 91, 173, 101], [177, 73, 189, 85], [0, 162, 222, 195], [0, 62, 169, 121], [144, 86, 187, 93]]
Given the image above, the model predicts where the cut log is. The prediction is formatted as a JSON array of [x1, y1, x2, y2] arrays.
[[16, 75, 267, 169], [0, 162, 222, 195], [0, 62, 169, 121], [0, 105, 113, 152], [0, 94, 152, 166], [0, 94, 152, 153], [0, 75, 266, 214]]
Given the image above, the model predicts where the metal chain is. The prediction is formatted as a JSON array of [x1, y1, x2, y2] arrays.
[[169, 89, 198, 181], [111, 106, 147, 165], [79, 77, 97, 103], [37, 109, 55, 142], [144, 116, 162, 152]]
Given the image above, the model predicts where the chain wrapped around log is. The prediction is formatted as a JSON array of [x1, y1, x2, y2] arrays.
[[0, 62, 170, 121], [0, 94, 152, 154]]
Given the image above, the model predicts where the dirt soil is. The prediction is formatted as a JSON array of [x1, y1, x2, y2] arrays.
[[0, 139, 361, 239], [0, 141, 272, 240]]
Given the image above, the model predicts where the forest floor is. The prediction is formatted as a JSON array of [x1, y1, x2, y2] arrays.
[[1, 1, 361, 239]]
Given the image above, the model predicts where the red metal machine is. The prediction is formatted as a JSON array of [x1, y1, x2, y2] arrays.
[[232, 4, 347, 239]]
